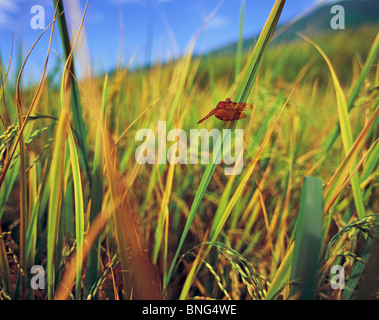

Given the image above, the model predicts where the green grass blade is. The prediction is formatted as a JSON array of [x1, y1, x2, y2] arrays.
[[301, 34, 366, 219], [323, 99, 379, 215], [324, 32, 379, 152], [47, 66, 71, 298], [25, 183, 44, 262], [84, 75, 108, 298], [52, 0, 91, 183], [46, 107, 67, 299], [360, 139, 379, 183], [234, 1, 285, 105], [290, 176, 322, 300], [152, 162, 174, 269], [265, 243, 294, 300], [67, 125, 85, 300], [341, 236, 373, 300], [0, 150, 16, 294], [234, 0, 246, 83]]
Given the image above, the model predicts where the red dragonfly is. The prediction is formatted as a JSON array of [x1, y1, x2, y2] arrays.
[[197, 98, 253, 124]]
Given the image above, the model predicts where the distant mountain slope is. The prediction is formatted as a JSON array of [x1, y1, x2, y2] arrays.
[[212, 0, 379, 55]]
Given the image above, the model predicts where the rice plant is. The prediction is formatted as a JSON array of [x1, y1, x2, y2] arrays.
[[0, 0, 378, 300]]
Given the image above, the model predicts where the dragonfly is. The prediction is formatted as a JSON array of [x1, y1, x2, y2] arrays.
[[197, 98, 253, 124]]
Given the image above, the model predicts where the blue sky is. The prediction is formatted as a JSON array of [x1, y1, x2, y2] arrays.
[[0, 0, 330, 83]]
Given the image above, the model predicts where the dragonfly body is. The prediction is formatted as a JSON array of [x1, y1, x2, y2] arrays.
[[197, 98, 253, 124]]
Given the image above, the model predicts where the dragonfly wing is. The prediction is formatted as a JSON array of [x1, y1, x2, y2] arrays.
[[237, 111, 247, 120], [215, 100, 230, 109], [235, 102, 253, 111], [215, 109, 246, 121], [201, 99, 251, 123]]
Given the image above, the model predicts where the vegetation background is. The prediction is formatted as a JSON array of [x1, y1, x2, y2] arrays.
[[0, 0, 378, 300]]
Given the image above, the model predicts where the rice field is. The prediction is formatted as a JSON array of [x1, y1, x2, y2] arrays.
[[0, 0, 378, 300]]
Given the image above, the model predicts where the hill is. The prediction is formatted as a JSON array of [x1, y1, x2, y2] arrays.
[[211, 0, 379, 55]]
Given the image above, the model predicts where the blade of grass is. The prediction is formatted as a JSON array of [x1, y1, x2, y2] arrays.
[[54, 210, 111, 300], [265, 243, 294, 300], [67, 124, 85, 300], [234, 0, 246, 83], [323, 106, 379, 213], [289, 176, 323, 300], [152, 161, 174, 272], [301, 34, 366, 219], [47, 106, 67, 299], [25, 175, 45, 263], [0, 226, 11, 295], [46, 34, 77, 297], [0, 148, 18, 297], [52, 0, 91, 183], [27, 151, 38, 268], [360, 139, 379, 184], [0, 35, 13, 125], [324, 139, 377, 217], [233, 1, 285, 105], [178, 232, 209, 300], [342, 236, 375, 299], [84, 75, 108, 298], [324, 32, 379, 152]]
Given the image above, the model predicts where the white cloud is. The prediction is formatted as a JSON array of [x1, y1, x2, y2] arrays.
[[0, 0, 18, 12], [108, 0, 174, 6], [206, 14, 229, 30], [0, 11, 9, 25], [108, 0, 144, 4], [86, 11, 106, 24], [0, 0, 19, 28], [311, 0, 341, 5]]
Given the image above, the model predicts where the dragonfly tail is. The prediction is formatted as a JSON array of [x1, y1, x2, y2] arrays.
[[197, 109, 216, 124]]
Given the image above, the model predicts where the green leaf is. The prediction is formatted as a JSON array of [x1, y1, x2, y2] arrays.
[[290, 176, 323, 299], [301, 34, 366, 219], [53, 0, 91, 183], [67, 125, 85, 300], [84, 75, 108, 298], [324, 32, 379, 152]]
